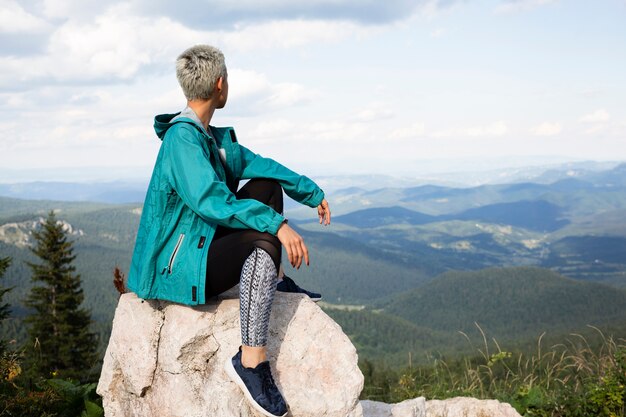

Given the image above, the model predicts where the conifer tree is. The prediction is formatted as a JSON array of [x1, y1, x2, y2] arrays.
[[0, 256, 13, 355], [22, 211, 98, 382]]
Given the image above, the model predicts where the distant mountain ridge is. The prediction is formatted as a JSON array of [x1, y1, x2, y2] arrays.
[[334, 200, 569, 232], [0, 181, 148, 204], [2, 160, 623, 206]]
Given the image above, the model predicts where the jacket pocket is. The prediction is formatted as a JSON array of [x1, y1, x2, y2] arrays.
[[167, 233, 185, 274]]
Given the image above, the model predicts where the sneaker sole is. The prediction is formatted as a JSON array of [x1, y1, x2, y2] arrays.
[[223, 356, 288, 417]]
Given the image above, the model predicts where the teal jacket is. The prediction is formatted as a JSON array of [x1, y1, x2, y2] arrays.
[[127, 113, 324, 305]]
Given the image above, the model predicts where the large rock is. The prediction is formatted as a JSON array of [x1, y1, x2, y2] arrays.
[[97, 291, 522, 417], [97, 289, 364, 417], [361, 397, 522, 417]]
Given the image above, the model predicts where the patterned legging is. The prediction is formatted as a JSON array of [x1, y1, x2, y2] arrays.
[[205, 179, 283, 347], [238, 247, 277, 346]]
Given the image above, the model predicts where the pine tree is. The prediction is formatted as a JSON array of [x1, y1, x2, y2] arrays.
[[22, 211, 98, 382], [0, 256, 13, 355]]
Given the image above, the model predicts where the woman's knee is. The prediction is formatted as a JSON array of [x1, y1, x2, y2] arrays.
[[251, 236, 281, 270], [246, 178, 281, 192], [238, 179, 284, 213]]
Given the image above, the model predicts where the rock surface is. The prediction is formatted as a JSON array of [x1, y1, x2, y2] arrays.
[[97, 289, 364, 417], [360, 397, 522, 417], [98, 290, 522, 417]]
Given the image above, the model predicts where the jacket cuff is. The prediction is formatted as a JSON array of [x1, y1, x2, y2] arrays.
[[301, 188, 325, 208], [268, 214, 286, 235]]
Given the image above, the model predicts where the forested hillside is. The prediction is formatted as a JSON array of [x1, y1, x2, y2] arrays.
[[323, 267, 626, 367], [2, 163, 626, 369], [381, 267, 626, 341]]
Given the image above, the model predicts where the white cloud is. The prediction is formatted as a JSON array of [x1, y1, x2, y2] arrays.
[[130, 0, 459, 27], [226, 69, 317, 113], [465, 121, 508, 137], [389, 123, 426, 139], [244, 119, 370, 147], [17, 0, 466, 29], [583, 124, 607, 135], [0, 92, 30, 109], [580, 109, 610, 123], [307, 121, 370, 143], [494, 0, 557, 14], [0, 7, 202, 86], [530, 122, 562, 136], [418, 0, 466, 19], [0, 8, 376, 89], [266, 83, 318, 107], [578, 88, 603, 98], [430, 28, 446, 38], [432, 121, 508, 138], [40, 0, 109, 19], [228, 70, 274, 100], [224, 19, 369, 50], [353, 103, 395, 122], [2, 0, 626, 177], [0, 0, 49, 33], [248, 119, 296, 143]]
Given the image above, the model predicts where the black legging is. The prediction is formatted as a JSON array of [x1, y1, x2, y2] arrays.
[[205, 178, 283, 299]]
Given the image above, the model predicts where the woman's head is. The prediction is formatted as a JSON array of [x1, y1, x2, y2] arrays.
[[176, 45, 227, 102]]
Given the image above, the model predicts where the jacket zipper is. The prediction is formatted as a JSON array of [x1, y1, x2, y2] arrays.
[[167, 233, 185, 274]]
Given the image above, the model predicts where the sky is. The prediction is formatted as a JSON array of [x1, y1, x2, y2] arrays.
[[0, 0, 625, 182]]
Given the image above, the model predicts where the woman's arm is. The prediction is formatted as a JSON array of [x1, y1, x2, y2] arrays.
[[238, 144, 325, 208], [163, 125, 285, 235]]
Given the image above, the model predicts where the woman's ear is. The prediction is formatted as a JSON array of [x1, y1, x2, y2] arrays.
[[215, 76, 224, 93]]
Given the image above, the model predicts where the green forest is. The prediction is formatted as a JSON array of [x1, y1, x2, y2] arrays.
[[1, 167, 626, 417]]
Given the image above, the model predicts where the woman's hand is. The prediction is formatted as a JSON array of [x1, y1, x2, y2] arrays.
[[276, 222, 309, 269], [317, 199, 331, 226]]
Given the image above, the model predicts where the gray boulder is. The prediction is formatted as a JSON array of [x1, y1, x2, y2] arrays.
[[360, 397, 522, 417], [97, 290, 364, 417]]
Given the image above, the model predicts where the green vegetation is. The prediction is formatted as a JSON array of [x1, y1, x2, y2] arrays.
[[0, 228, 104, 416], [2, 169, 626, 416], [323, 267, 626, 373], [22, 211, 100, 383], [381, 267, 626, 341], [360, 325, 626, 417], [0, 256, 13, 355], [324, 307, 452, 365], [0, 368, 104, 417], [285, 227, 432, 304]]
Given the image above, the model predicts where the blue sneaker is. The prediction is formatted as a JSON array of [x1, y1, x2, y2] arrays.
[[224, 346, 288, 417], [276, 276, 322, 302]]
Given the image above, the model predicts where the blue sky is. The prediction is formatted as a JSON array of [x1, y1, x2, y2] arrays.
[[0, 0, 625, 181]]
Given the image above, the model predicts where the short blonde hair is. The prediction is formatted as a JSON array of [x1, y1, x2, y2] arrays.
[[176, 45, 227, 100]]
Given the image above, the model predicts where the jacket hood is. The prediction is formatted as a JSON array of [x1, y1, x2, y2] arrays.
[[154, 112, 201, 140]]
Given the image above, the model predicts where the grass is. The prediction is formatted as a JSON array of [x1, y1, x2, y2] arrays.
[[362, 323, 626, 416]]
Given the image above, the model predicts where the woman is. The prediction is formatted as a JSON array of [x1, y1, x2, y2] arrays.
[[127, 44, 330, 417]]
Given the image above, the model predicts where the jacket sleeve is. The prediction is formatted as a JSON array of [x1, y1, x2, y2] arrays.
[[239, 144, 325, 208], [163, 125, 285, 235]]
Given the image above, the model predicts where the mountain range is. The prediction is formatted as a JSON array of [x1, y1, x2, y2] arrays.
[[1, 161, 625, 367]]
